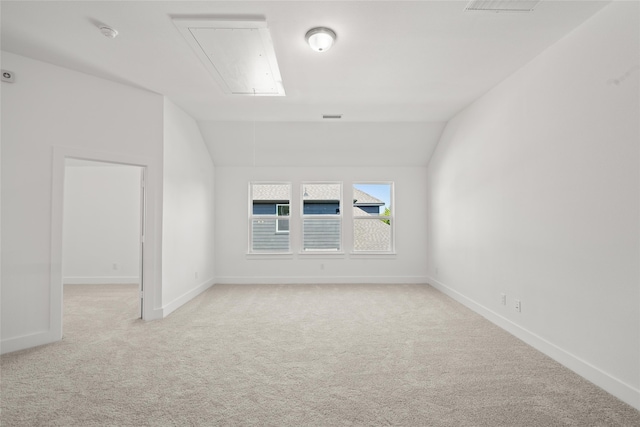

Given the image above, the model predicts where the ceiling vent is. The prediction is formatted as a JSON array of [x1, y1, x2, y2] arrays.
[[322, 114, 342, 119], [173, 18, 285, 96], [465, 0, 541, 13]]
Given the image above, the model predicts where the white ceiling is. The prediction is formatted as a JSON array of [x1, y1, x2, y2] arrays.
[[1, 0, 609, 165]]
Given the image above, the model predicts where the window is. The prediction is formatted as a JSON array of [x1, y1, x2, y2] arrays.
[[249, 182, 391, 254], [301, 182, 342, 252], [276, 204, 290, 233], [249, 183, 291, 252], [352, 183, 394, 252]]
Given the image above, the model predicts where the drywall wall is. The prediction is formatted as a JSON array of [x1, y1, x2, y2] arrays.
[[63, 162, 141, 285], [162, 99, 216, 315], [215, 166, 428, 284], [425, 2, 639, 408], [1, 52, 164, 353], [200, 121, 446, 167]]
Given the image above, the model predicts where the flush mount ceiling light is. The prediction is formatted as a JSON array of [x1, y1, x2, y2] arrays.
[[305, 27, 336, 52], [99, 25, 118, 39]]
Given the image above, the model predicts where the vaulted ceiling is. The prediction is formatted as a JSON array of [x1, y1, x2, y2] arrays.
[[1, 1, 609, 165]]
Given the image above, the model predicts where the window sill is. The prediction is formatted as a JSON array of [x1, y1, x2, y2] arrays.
[[349, 252, 397, 259], [298, 251, 346, 259], [246, 252, 294, 260]]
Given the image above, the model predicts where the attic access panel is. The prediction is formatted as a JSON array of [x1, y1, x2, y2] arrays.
[[174, 19, 285, 96]]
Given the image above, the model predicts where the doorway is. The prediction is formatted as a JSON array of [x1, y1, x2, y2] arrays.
[[62, 158, 144, 332]]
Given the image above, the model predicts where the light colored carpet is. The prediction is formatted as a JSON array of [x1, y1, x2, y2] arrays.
[[1, 283, 638, 426]]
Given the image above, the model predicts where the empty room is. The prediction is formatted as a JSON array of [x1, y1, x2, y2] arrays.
[[1, 1, 639, 425]]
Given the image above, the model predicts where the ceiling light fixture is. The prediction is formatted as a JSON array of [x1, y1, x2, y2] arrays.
[[99, 25, 118, 39], [305, 27, 336, 52]]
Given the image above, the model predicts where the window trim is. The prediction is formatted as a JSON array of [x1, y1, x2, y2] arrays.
[[275, 203, 290, 234]]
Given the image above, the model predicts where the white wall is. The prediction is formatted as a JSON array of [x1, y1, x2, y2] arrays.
[[425, 2, 639, 409], [162, 99, 216, 315], [215, 166, 428, 284], [63, 163, 141, 285], [1, 52, 164, 353], [200, 121, 445, 167]]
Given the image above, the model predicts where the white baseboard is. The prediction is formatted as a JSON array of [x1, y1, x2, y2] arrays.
[[215, 276, 429, 285], [1, 330, 58, 355], [162, 278, 215, 317], [1, 279, 205, 354], [144, 307, 164, 321], [64, 276, 140, 285], [427, 275, 640, 411]]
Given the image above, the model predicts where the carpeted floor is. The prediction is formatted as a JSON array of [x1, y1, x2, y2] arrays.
[[1, 283, 639, 426]]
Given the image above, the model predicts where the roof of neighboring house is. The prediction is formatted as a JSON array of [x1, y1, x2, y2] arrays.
[[353, 188, 384, 206], [353, 206, 370, 216], [253, 184, 385, 206], [353, 207, 392, 251], [302, 184, 341, 201], [252, 184, 290, 201]]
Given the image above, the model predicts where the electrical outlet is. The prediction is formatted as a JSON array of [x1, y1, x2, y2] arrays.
[[515, 299, 521, 313], [113, 263, 119, 271], [195, 271, 199, 279], [320, 263, 325, 270], [500, 293, 507, 306]]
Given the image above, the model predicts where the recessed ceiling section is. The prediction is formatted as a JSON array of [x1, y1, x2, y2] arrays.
[[174, 19, 285, 96]]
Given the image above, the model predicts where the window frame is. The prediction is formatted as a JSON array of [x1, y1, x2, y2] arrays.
[[275, 203, 290, 234], [248, 182, 292, 254], [300, 181, 343, 254], [351, 181, 395, 254]]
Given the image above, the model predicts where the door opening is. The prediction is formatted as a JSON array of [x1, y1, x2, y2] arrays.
[[62, 158, 145, 333]]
